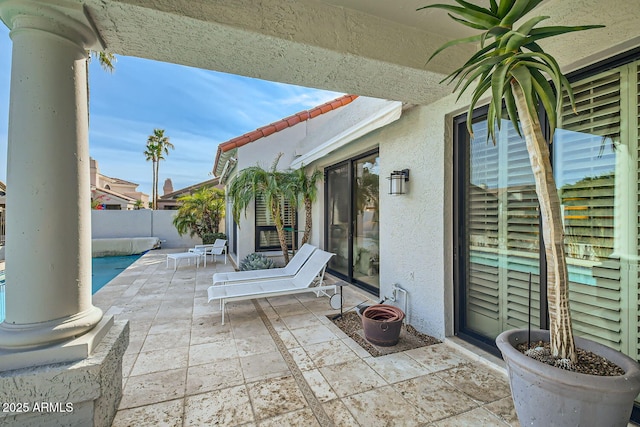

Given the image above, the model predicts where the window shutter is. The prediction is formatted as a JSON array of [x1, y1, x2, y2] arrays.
[[504, 125, 541, 331], [557, 68, 623, 350], [255, 196, 295, 250], [467, 121, 501, 335]]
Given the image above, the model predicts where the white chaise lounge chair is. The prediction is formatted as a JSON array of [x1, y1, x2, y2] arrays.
[[207, 249, 335, 324], [212, 243, 316, 286]]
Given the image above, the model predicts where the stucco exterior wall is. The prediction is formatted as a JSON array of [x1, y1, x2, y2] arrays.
[[304, 98, 463, 340], [376, 105, 448, 339], [91, 210, 202, 249]]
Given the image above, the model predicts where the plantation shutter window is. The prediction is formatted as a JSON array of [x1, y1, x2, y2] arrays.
[[555, 68, 626, 351], [255, 196, 295, 251], [456, 58, 640, 370], [463, 114, 542, 340]]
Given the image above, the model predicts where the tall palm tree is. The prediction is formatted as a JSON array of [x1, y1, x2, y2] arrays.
[[289, 166, 323, 246], [173, 187, 226, 238], [422, 0, 602, 362], [228, 154, 292, 264], [86, 51, 116, 124], [144, 129, 174, 210], [89, 51, 116, 73]]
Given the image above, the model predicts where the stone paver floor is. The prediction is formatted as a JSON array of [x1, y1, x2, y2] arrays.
[[94, 249, 519, 426]]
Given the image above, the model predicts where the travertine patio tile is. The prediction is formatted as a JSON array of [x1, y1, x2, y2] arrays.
[[122, 353, 136, 378], [319, 359, 387, 397], [240, 350, 289, 382], [191, 313, 228, 330], [363, 352, 429, 383], [112, 398, 183, 427], [231, 319, 268, 339], [435, 363, 511, 404], [189, 340, 238, 366], [433, 407, 509, 427], [105, 252, 515, 426], [303, 339, 359, 368], [342, 337, 373, 359], [393, 374, 478, 423], [120, 368, 186, 409], [184, 385, 254, 426], [265, 294, 300, 306], [288, 347, 316, 371], [148, 319, 192, 335], [192, 302, 214, 317], [280, 312, 322, 329], [125, 336, 145, 354], [246, 376, 307, 420], [235, 335, 278, 357], [121, 308, 158, 322], [301, 299, 336, 315], [482, 396, 520, 426], [342, 386, 428, 426], [323, 320, 350, 339], [302, 369, 338, 402], [259, 408, 321, 427], [130, 346, 189, 376], [190, 326, 233, 346], [405, 343, 469, 373], [323, 399, 359, 426], [141, 328, 191, 352], [272, 302, 312, 317], [276, 329, 300, 348], [186, 358, 244, 395], [290, 323, 338, 346]]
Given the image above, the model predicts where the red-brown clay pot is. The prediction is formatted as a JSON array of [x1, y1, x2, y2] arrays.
[[362, 304, 405, 347]]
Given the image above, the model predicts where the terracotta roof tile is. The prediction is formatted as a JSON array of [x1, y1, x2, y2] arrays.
[[213, 94, 358, 175], [308, 108, 322, 119]]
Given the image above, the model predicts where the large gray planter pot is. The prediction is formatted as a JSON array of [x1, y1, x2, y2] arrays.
[[496, 329, 640, 427]]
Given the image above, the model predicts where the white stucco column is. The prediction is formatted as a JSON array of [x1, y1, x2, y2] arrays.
[[0, 1, 103, 348]]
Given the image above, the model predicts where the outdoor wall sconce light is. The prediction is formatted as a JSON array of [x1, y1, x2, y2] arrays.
[[388, 169, 410, 195]]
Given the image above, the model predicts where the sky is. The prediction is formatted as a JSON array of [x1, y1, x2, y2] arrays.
[[0, 25, 342, 196]]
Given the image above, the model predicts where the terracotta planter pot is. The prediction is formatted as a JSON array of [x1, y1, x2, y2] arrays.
[[362, 304, 404, 347], [496, 329, 640, 427]]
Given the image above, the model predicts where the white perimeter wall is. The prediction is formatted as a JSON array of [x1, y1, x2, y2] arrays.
[[91, 210, 203, 249]]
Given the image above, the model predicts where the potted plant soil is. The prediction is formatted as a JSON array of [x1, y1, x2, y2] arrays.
[[423, 0, 640, 425]]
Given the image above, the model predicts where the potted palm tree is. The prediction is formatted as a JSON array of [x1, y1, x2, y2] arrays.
[[422, 1, 640, 425]]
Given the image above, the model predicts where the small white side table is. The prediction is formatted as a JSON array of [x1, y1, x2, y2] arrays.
[[166, 252, 202, 271]]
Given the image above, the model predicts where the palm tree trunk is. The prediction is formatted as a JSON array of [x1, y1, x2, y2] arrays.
[[512, 81, 576, 362], [302, 197, 312, 245], [271, 202, 290, 264], [151, 160, 156, 210], [154, 161, 159, 210]]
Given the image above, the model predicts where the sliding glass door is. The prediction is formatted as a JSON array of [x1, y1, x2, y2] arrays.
[[325, 151, 380, 294], [456, 112, 542, 346], [454, 59, 640, 361]]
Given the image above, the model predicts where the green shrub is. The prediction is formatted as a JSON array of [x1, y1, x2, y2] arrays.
[[202, 232, 226, 244], [239, 253, 275, 271]]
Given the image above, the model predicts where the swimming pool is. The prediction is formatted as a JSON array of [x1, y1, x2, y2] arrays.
[[92, 254, 142, 294], [0, 254, 142, 322]]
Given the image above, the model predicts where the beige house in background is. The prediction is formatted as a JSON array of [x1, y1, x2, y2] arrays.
[[156, 177, 223, 210], [90, 158, 149, 210]]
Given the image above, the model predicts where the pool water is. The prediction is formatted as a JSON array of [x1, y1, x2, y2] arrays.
[[92, 254, 142, 294], [0, 254, 142, 322]]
